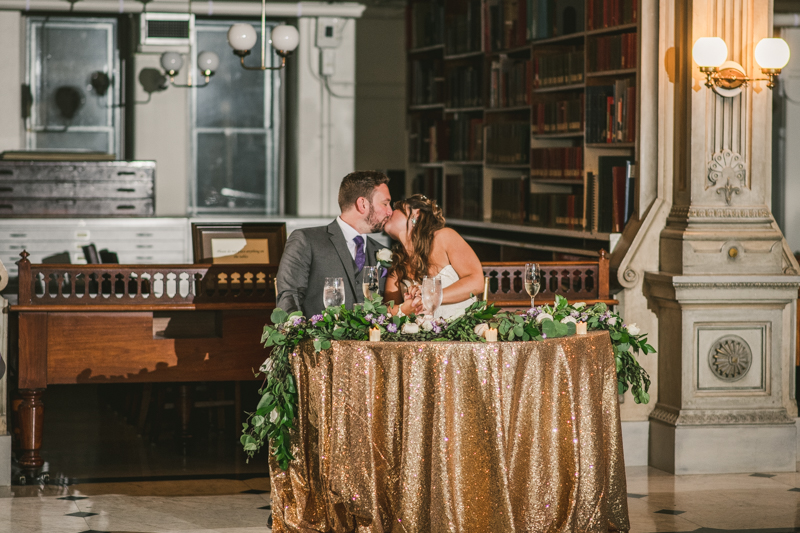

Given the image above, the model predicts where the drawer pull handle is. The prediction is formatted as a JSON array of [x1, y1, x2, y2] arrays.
[[116, 205, 136, 210], [136, 233, 154, 237], [0, 170, 12, 175], [117, 171, 136, 175], [10, 233, 26, 237], [0, 187, 12, 193], [0, 205, 12, 210], [117, 188, 135, 193]]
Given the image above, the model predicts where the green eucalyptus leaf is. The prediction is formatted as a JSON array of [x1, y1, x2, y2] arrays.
[[271, 308, 288, 325]]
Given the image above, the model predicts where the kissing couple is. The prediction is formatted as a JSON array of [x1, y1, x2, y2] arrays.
[[276, 171, 485, 319]]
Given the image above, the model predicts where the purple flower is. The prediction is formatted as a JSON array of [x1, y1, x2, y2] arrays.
[[365, 313, 374, 321], [387, 323, 398, 333], [542, 334, 547, 339], [433, 325, 442, 334], [310, 314, 323, 325], [293, 317, 305, 327], [377, 315, 386, 325]]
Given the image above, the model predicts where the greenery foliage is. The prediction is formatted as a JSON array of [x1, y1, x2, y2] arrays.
[[241, 295, 654, 470]]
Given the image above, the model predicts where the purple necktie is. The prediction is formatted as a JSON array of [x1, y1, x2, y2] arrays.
[[353, 235, 366, 273]]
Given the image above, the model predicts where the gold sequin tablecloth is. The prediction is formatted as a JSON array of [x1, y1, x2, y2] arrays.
[[269, 331, 629, 532]]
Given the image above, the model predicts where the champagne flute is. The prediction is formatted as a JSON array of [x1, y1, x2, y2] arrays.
[[524, 263, 540, 308], [422, 276, 443, 318], [362, 266, 380, 299], [323, 277, 345, 309]]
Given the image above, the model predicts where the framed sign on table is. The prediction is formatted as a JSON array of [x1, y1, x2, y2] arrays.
[[191, 223, 287, 266]]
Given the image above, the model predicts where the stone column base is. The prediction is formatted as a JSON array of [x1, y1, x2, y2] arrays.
[[649, 416, 797, 474]]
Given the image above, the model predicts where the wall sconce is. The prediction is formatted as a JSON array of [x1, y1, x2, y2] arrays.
[[693, 36, 791, 96], [226, 0, 299, 71], [159, 50, 219, 89]]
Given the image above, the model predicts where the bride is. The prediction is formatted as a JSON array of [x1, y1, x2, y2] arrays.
[[383, 194, 485, 319]]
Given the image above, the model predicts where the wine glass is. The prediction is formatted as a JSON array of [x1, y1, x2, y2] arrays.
[[323, 277, 345, 308], [362, 266, 380, 299], [524, 263, 541, 308], [421, 276, 443, 318]]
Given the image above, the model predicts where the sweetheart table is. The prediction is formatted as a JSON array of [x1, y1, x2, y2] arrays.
[[270, 331, 629, 533]]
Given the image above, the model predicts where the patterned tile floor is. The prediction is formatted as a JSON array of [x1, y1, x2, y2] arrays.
[[5, 385, 800, 532]]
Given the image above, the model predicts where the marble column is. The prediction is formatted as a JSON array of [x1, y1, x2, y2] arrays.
[[643, 0, 800, 474]]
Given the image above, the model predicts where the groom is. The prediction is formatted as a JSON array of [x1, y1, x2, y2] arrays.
[[276, 171, 393, 317]]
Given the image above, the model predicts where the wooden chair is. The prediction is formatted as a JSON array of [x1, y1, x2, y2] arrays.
[[481, 250, 617, 308]]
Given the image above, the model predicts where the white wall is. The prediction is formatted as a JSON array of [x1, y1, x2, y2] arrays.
[[0, 11, 22, 153], [779, 28, 800, 253], [355, 7, 406, 172]]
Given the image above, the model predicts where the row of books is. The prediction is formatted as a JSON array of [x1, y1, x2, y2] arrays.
[[408, 1, 444, 50], [489, 155, 634, 232], [587, 32, 637, 72], [489, 58, 532, 108], [586, 0, 638, 31], [445, 65, 483, 108], [412, 168, 443, 201], [445, 168, 484, 221], [485, 123, 530, 165], [409, 116, 483, 163], [534, 49, 584, 88], [448, 116, 484, 161], [533, 95, 584, 134], [530, 147, 583, 179], [529, 0, 585, 41], [486, 0, 529, 52], [445, 0, 482, 55], [585, 80, 636, 144], [410, 59, 442, 106]]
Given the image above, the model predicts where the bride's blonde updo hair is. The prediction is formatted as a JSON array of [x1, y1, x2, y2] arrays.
[[390, 194, 446, 283]]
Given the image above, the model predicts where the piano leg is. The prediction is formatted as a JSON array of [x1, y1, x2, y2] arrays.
[[17, 389, 45, 472]]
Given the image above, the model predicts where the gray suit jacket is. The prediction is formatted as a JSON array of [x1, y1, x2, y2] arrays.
[[276, 220, 386, 317]]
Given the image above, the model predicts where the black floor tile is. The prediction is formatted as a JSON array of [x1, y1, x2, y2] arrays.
[[259, 504, 272, 510], [750, 473, 777, 478], [241, 488, 269, 494], [58, 495, 88, 500], [655, 509, 686, 515], [66, 511, 98, 517], [627, 493, 647, 499]]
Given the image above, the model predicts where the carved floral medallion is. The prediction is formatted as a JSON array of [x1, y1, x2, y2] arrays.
[[708, 335, 752, 382]]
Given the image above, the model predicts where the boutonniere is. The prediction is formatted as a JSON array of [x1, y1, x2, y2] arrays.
[[376, 248, 392, 277], [376, 248, 392, 269]]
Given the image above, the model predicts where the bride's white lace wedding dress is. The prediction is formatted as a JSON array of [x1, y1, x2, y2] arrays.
[[404, 265, 476, 319]]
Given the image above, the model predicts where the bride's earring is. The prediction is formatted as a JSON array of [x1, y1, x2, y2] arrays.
[[411, 218, 417, 225]]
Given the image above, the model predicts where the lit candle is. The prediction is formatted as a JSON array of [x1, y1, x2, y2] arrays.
[[369, 327, 381, 342], [485, 328, 498, 342], [576, 322, 587, 335]]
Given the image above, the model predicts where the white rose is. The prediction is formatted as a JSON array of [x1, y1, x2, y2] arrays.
[[401, 322, 420, 334], [607, 317, 617, 326], [259, 358, 274, 373], [474, 323, 489, 337], [626, 323, 640, 336], [284, 319, 295, 330], [572, 302, 586, 310], [561, 316, 577, 324], [269, 408, 280, 424], [421, 319, 434, 332], [376, 248, 392, 262], [535, 313, 554, 324]]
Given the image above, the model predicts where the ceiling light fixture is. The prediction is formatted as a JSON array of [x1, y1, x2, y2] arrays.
[[226, 0, 299, 71]]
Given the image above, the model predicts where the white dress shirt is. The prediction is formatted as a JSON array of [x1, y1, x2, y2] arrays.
[[336, 217, 367, 261]]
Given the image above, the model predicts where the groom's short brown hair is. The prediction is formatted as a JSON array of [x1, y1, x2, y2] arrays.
[[338, 171, 390, 211]]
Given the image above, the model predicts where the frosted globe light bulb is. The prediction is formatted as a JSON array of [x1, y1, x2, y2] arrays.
[[755, 38, 790, 70], [160, 51, 184, 74], [692, 37, 728, 68], [197, 51, 220, 74], [271, 24, 299, 53], [227, 23, 258, 52]]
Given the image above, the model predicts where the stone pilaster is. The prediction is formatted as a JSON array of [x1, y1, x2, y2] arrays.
[[642, 0, 800, 474]]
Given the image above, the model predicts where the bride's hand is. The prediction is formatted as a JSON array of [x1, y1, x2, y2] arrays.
[[405, 284, 421, 300], [407, 295, 424, 315]]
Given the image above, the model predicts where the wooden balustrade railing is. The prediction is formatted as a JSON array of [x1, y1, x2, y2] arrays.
[[482, 250, 616, 307], [15, 251, 277, 311]]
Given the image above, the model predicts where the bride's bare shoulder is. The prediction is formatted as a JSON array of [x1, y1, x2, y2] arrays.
[[433, 227, 465, 247]]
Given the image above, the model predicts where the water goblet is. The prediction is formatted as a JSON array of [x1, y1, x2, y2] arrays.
[[323, 277, 345, 309]]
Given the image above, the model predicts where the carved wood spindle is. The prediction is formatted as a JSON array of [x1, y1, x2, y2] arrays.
[[56, 272, 64, 299], [598, 249, 610, 301], [16, 389, 45, 470], [17, 251, 32, 305]]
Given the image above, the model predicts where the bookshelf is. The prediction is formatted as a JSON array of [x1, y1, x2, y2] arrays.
[[406, 0, 639, 260]]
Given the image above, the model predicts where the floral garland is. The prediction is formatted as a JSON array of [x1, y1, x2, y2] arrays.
[[240, 295, 654, 470]]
